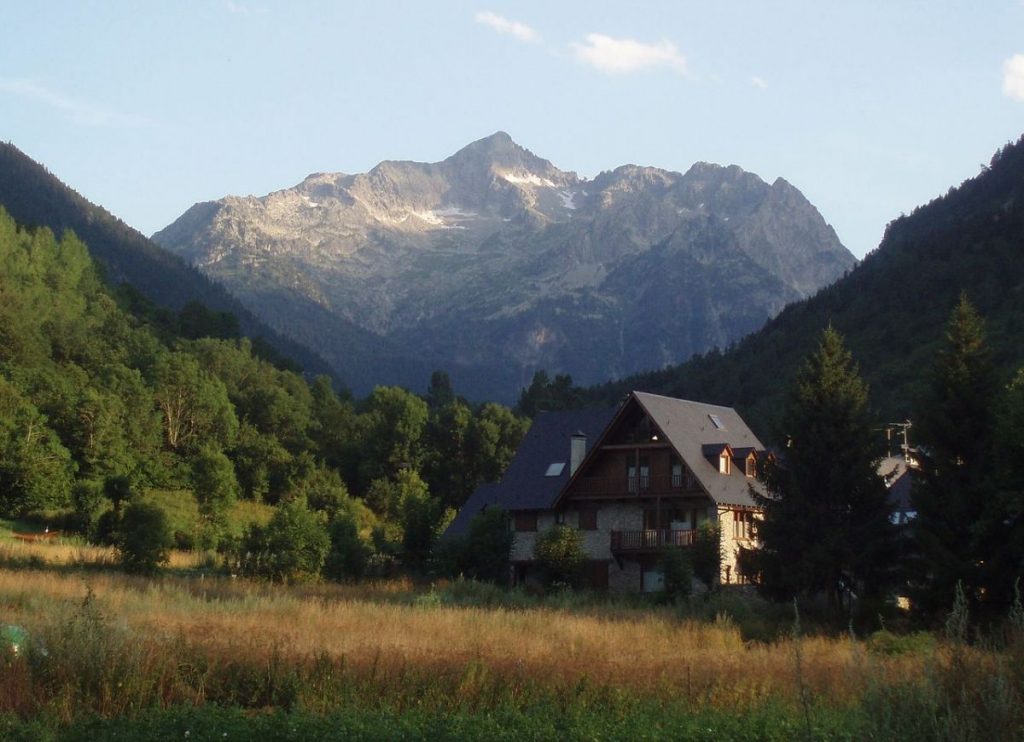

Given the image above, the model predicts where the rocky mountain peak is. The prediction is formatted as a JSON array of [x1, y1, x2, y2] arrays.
[[153, 133, 856, 401], [445, 132, 570, 184]]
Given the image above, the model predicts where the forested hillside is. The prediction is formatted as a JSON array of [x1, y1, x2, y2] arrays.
[[583, 135, 1024, 435], [0, 142, 333, 379], [0, 206, 527, 570]]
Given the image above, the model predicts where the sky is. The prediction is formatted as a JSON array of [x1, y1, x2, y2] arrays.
[[2, 1, 1023, 258]]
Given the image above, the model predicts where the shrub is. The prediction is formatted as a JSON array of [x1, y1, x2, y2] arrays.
[[70, 480, 104, 534], [238, 498, 329, 583], [191, 447, 238, 526], [324, 511, 370, 582], [459, 507, 513, 584], [534, 524, 585, 586], [117, 502, 173, 575], [92, 509, 121, 546], [660, 547, 694, 602], [692, 522, 722, 588]]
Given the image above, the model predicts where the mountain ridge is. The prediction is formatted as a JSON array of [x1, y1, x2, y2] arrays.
[[580, 134, 1024, 434], [154, 132, 856, 400], [0, 141, 334, 379]]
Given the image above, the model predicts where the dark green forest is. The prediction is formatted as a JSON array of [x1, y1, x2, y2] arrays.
[[0, 141, 333, 379], [0, 206, 528, 575], [580, 135, 1024, 436]]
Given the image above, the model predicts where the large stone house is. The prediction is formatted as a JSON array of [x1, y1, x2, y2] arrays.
[[446, 391, 767, 592]]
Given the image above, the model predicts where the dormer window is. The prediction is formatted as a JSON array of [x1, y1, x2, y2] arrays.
[[719, 453, 731, 475], [745, 455, 756, 478]]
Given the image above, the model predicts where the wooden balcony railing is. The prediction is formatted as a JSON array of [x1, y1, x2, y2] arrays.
[[573, 475, 693, 497], [610, 529, 696, 551]]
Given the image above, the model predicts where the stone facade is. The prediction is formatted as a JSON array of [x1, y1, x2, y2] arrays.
[[510, 500, 755, 592]]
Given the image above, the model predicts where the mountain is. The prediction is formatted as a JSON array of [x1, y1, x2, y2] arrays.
[[0, 142, 332, 378], [154, 132, 855, 400], [582, 135, 1024, 435]]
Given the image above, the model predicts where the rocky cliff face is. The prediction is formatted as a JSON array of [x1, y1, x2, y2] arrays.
[[153, 132, 854, 400]]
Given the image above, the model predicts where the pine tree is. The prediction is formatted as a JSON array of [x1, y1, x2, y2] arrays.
[[911, 295, 1000, 614], [753, 327, 895, 608]]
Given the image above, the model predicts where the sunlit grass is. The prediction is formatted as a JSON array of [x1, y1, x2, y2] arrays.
[[0, 566, 929, 709]]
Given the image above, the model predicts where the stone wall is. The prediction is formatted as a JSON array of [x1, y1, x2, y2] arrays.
[[509, 500, 760, 591]]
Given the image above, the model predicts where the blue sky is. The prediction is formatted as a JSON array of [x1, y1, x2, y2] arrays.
[[2, 1, 1023, 258]]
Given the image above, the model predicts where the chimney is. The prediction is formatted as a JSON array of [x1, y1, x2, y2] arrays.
[[570, 431, 586, 475]]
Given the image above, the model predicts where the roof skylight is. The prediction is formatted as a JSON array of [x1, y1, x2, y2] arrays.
[[709, 414, 725, 430], [545, 462, 566, 477]]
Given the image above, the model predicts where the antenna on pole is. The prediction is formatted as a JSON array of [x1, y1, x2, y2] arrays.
[[883, 421, 912, 462]]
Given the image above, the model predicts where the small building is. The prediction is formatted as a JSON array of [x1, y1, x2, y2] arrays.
[[446, 391, 768, 592]]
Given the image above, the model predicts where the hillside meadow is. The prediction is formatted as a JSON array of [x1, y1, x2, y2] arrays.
[[2, 538, 1023, 740]]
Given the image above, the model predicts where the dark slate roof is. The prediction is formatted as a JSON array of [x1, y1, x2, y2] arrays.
[[441, 482, 502, 540], [633, 392, 766, 508], [443, 406, 617, 538]]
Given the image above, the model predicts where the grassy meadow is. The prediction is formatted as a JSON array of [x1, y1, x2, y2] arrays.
[[1, 552, 1023, 739]]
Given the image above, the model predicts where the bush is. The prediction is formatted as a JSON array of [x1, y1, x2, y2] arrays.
[[866, 630, 937, 656], [117, 502, 173, 575], [93, 509, 121, 546], [454, 508, 512, 584], [660, 547, 694, 602], [324, 511, 370, 582], [691, 522, 722, 588], [237, 498, 329, 583], [191, 448, 238, 524], [70, 480, 104, 534], [534, 524, 585, 586]]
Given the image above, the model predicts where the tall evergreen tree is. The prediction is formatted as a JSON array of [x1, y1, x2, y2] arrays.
[[911, 295, 1000, 614], [752, 327, 895, 607], [986, 369, 1024, 608]]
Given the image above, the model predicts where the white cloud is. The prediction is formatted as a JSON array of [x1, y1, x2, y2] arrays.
[[570, 34, 688, 76], [474, 11, 540, 43], [1003, 54, 1024, 101], [0, 78, 146, 127], [751, 76, 768, 91]]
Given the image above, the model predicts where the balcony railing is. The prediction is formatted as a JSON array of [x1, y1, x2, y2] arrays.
[[574, 475, 694, 497], [610, 529, 696, 551]]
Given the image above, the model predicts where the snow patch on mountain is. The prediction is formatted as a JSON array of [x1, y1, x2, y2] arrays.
[[500, 170, 556, 187]]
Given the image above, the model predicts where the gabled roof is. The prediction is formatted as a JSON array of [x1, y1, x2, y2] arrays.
[[702, 443, 732, 458], [631, 392, 766, 508], [443, 406, 617, 538]]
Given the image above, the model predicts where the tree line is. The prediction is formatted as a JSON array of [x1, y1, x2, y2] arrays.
[[0, 207, 528, 578]]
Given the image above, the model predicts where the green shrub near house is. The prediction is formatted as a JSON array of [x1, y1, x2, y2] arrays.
[[534, 524, 585, 587]]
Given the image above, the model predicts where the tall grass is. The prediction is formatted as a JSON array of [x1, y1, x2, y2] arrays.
[[1, 567, 1022, 738]]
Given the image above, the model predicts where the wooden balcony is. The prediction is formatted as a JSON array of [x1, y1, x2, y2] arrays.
[[610, 529, 696, 552], [573, 474, 694, 497]]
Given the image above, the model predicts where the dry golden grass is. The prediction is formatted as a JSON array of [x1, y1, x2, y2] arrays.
[[0, 566, 931, 709], [0, 539, 208, 570]]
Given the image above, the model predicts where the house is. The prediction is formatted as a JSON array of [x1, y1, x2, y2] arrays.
[[446, 391, 768, 592]]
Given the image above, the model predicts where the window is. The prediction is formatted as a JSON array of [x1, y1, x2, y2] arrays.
[[745, 455, 756, 478], [514, 512, 537, 532], [545, 462, 565, 477], [708, 413, 725, 430], [732, 510, 755, 540], [719, 453, 731, 475], [627, 457, 650, 492], [579, 508, 598, 531], [671, 461, 683, 488]]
